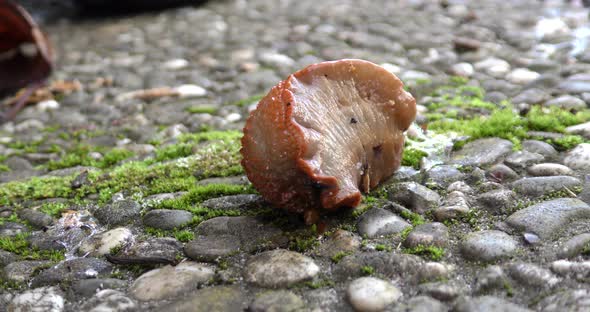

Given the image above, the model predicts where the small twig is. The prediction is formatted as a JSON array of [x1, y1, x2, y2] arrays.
[[105, 254, 179, 266], [563, 186, 577, 198]]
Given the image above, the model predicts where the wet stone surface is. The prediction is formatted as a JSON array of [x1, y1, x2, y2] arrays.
[[2, 0, 590, 310]]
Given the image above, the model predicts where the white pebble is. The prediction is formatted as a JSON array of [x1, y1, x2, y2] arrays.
[[225, 113, 242, 122], [506, 68, 540, 84], [163, 58, 189, 70], [451, 62, 474, 77], [36, 100, 60, 112], [175, 84, 207, 98], [347, 277, 401, 312]]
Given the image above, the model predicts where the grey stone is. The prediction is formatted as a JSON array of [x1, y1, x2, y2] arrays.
[[477, 189, 517, 215], [80, 290, 137, 312], [72, 278, 128, 297], [129, 262, 215, 301], [403, 222, 448, 248], [357, 208, 411, 238], [557, 233, 590, 259], [0, 222, 28, 236], [185, 235, 242, 261], [563, 143, 590, 170], [423, 165, 465, 189], [78, 227, 133, 257], [390, 296, 447, 312], [508, 263, 560, 288], [142, 209, 193, 230], [454, 296, 532, 312], [0, 250, 18, 267], [17, 209, 53, 229], [433, 191, 470, 221], [201, 194, 263, 210], [303, 288, 342, 312], [333, 252, 434, 283], [244, 249, 319, 288], [8, 286, 65, 312], [3, 261, 52, 283], [474, 265, 508, 293], [158, 286, 247, 312], [250, 290, 305, 312], [124, 237, 183, 262], [418, 282, 463, 301], [316, 229, 361, 258], [565, 121, 590, 139], [511, 88, 549, 104], [522, 140, 558, 160], [460, 230, 518, 262], [195, 216, 287, 252], [527, 163, 574, 177], [506, 198, 590, 239], [504, 151, 544, 170], [388, 182, 440, 214], [31, 258, 112, 287], [93, 199, 141, 227], [486, 164, 519, 183], [544, 95, 587, 110], [511, 176, 582, 197], [347, 277, 401, 312], [452, 138, 513, 167], [535, 289, 590, 312], [558, 80, 590, 93]]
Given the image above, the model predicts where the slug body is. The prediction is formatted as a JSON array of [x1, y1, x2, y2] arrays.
[[241, 59, 416, 224]]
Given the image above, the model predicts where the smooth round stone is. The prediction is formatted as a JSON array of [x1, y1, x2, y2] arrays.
[[557, 233, 590, 259], [512, 88, 550, 105], [535, 289, 590, 312], [460, 230, 518, 262], [563, 143, 590, 170], [317, 229, 361, 258], [357, 208, 411, 238], [129, 262, 215, 301], [522, 140, 558, 159], [80, 290, 137, 311], [418, 282, 462, 301], [0, 222, 28, 236], [17, 209, 53, 229], [93, 199, 141, 227], [388, 182, 441, 214], [78, 227, 133, 256], [403, 222, 448, 248], [506, 198, 590, 239], [201, 194, 262, 210], [347, 277, 401, 312], [391, 296, 446, 312], [244, 249, 319, 288], [508, 263, 560, 288], [250, 290, 304, 312], [477, 189, 517, 215], [474, 57, 510, 77], [527, 163, 573, 177], [31, 258, 112, 288], [452, 138, 513, 167], [125, 237, 183, 262], [142, 209, 193, 230], [184, 235, 241, 262], [433, 191, 470, 221], [544, 95, 586, 111], [424, 165, 465, 189], [3, 260, 53, 283], [175, 84, 207, 98], [158, 286, 247, 311], [9, 286, 64, 312], [72, 278, 128, 297], [565, 121, 590, 139], [0, 250, 19, 267], [504, 151, 544, 170], [474, 265, 507, 292], [506, 68, 540, 85], [511, 176, 582, 197], [454, 295, 531, 312], [486, 164, 519, 183]]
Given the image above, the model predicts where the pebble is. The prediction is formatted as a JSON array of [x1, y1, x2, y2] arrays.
[[452, 138, 513, 167], [474, 57, 510, 77], [506, 68, 540, 85], [433, 191, 470, 221], [527, 163, 573, 176], [508, 262, 560, 288], [72, 278, 128, 297], [418, 282, 462, 301], [565, 121, 590, 139], [78, 227, 133, 257], [504, 151, 544, 170], [391, 296, 447, 312], [158, 286, 247, 311], [511, 176, 582, 197], [474, 265, 508, 293], [535, 289, 590, 312], [506, 198, 590, 239], [8, 286, 65, 312], [184, 235, 241, 261], [347, 277, 401, 312], [142, 209, 193, 230], [124, 237, 183, 262], [175, 84, 207, 98], [80, 290, 137, 312], [404, 222, 448, 248], [424, 165, 465, 189], [92, 199, 141, 227], [460, 230, 518, 262], [244, 249, 319, 288], [388, 182, 440, 214], [544, 95, 587, 111], [451, 62, 474, 77], [557, 233, 590, 259], [129, 262, 215, 301], [317, 229, 361, 258], [250, 290, 304, 312], [3, 261, 53, 283], [563, 143, 590, 170], [163, 58, 189, 70], [259, 52, 296, 68], [454, 296, 532, 312], [17, 208, 53, 229], [357, 208, 411, 238], [522, 140, 558, 159], [36, 100, 60, 112], [486, 164, 519, 183], [31, 258, 112, 288], [477, 189, 517, 215]]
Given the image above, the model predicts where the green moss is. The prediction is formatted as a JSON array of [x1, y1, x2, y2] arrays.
[[185, 106, 217, 114], [360, 265, 375, 276], [0, 176, 74, 206], [0, 164, 9, 172], [39, 202, 68, 218], [375, 244, 392, 252], [399, 226, 413, 241], [331, 251, 352, 263], [400, 210, 425, 226], [156, 184, 254, 210], [0, 233, 64, 261], [403, 244, 444, 261], [47, 145, 134, 170], [548, 135, 585, 151], [401, 148, 427, 170], [154, 143, 193, 162], [174, 230, 195, 242], [302, 279, 335, 289]]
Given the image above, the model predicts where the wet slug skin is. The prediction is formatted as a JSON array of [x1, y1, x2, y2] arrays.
[[241, 59, 416, 224]]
